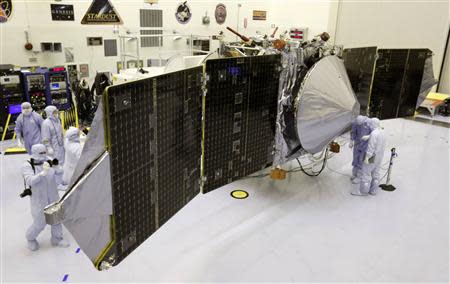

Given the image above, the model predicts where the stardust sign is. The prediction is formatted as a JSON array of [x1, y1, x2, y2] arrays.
[[81, 0, 123, 25]]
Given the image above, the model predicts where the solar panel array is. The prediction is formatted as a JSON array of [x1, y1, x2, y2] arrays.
[[203, 55, 280, 193], [370, 49, 430, 119], [104, 66, 202, 265], [342, 47, 377, 115], [99, 55, 280, 267]]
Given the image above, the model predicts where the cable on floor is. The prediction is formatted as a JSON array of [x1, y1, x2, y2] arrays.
[[244, 138, 351, 179], [297, 148, 329, 177], [244, 155, 325, 179]]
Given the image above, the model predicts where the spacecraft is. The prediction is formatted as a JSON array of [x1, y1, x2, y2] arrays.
[[44, 35, 358, 269]]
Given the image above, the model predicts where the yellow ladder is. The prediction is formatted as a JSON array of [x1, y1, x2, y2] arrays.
[[1, 114, 16, 142]]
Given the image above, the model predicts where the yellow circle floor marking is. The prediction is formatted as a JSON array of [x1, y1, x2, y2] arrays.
[[230, 190, 249, 199]]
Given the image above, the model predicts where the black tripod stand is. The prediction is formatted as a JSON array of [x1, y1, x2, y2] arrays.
[[380, 148, 398, 191]]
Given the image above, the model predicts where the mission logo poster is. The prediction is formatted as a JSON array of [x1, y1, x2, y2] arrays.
[[81, 0, 123, 25], [0, 0, 13, 23]]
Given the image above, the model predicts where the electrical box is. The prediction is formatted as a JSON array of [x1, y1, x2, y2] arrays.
[[329, 142, 340, 153], [46, 68, 72, 110], [22, 68, 72, 113], [0, 69, 25, 139], [40, 42, 63, 52], [22, 70, 47, 114], [270, 168, 287, 180]]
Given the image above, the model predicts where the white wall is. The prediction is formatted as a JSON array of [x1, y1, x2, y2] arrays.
[[331, 0, 450, 84], [1, 0, 448, 88], [0, 0, 333, 82]]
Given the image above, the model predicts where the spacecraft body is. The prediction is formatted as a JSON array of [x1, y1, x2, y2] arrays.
[[274, 43, 358, 165], [44, 51, 358, 269]]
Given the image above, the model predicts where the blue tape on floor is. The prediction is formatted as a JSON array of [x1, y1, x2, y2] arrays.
[[76, 248, 80, 253], [62, 274, 69, 282]]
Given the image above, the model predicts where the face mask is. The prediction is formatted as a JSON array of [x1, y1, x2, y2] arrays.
[[34, 151, 47, 162], [22, 108, 32, 115], [70, 136, 80, 143]]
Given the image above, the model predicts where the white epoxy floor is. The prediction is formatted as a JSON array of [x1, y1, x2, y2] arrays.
[[1, 118, 449, 283], [416, 113, 450, 124]]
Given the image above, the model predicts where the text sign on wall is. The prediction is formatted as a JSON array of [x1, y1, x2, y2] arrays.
[[51, 4, 75, 21], [81, 0, 123, 25], [252, 10, 266, 21], [290, 28, 307, 41]]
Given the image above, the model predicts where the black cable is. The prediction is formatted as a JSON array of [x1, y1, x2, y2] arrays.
[[297, 148, 329, 177], [244, 147, 331, 179], [380, 167, 390, 181], [244, 164, 314, 179]]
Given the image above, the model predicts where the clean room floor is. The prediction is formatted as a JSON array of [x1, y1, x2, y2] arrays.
[[1, 118, 449, 283]]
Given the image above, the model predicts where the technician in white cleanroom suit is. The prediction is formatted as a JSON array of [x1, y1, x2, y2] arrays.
[[41, 105, 65, 164], [62, 127, 84, 185], [22, 144, 70, 251], [352, 118, 386, 196], [349, 115, 371, 184], [14, 102, 44, 154]]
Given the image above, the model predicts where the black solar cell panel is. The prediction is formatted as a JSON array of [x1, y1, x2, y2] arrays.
[[103, 67, 202, 265], [203, 55, 280, 193]]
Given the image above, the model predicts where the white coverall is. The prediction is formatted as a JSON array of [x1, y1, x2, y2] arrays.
[[62, 127, 83, 185], [350, 115, 371, 180], [14, 102, 44, 154], [23, 144, 68, 251], [41, 106, 65, 164], [358, 119, 386, 195]]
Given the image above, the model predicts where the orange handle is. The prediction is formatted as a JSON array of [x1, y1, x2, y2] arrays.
[[271, 27, 279, 38], [226, 26, 250, 42]]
